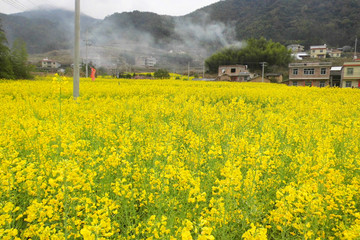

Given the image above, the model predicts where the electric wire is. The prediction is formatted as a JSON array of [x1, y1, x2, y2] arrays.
[[2, 0, 27, 11], [2, 0, 63, 12], [2, 0, 23, 11], [9, 0, 28, 9], [24, 0, 37, 6]]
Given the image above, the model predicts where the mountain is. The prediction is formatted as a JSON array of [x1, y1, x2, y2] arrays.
[[0, 9, 98, 54], [0, 0, 359, 66], [186, 0, 360, 48]]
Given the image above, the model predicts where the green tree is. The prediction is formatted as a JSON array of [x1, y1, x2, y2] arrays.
[[154, 69, 170, 79], [0, 21, 14, 79], [11, 38, 33, 79], [205, 37, 291, 73]]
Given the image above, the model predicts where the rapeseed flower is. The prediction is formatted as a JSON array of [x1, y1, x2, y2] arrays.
[[0, 78, 360, 239]]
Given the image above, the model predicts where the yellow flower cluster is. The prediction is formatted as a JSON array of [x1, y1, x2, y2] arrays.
[[0, 77, 360, 239]]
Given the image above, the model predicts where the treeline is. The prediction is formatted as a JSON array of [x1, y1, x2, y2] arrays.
[[0, 22, 32, 79], [205, 37, 291, 73], [189, 0, 360, 48], [2, 0, 359, 57]]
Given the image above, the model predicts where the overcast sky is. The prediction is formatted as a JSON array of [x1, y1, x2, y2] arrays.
[[0, 0, 220, 19]]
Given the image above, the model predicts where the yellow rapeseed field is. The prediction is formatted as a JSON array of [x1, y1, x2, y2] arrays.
[[0, 76, 360, 239]]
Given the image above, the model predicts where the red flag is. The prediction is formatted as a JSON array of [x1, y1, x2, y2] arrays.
[[91, 67, 96, 81]]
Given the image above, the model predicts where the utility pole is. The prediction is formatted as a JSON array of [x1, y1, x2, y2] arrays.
[[73, 0, 80, 99], [355, 37, 358, 60], [203, 62, 205, 79], [188, 62, 190, 81], [84, 31, 91, 78], [260, 62, 267, 82]]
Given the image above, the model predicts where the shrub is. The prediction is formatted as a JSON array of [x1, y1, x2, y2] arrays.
[[154, 69, 170, 79]]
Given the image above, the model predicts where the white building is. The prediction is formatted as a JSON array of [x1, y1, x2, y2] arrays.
[[287, 44, 305, 53], [41, 58, 61, 69], [135, 56, 157, 67], [292, 52, 310, 60]]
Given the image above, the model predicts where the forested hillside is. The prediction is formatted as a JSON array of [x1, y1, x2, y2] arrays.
[[0, 0, 359, 55], [188, 0, 360, 48], [0, 9, 98, 53]]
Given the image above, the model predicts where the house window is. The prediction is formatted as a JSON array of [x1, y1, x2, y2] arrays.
[[320, 50, 323, 53], [320, 81, 325, 87], [305, 81, 312, 87], [293, 81, 298, 86], [321, 68, 326, 75], [293, 69, 298, 75], [346, 81, 352, 88], [304, 68, 315, 75], [231, 68, 236, 73], [347, 68, 354, 75]]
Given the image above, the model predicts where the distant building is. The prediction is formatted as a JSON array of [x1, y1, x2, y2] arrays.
[[266, 73, 283, 83], [341, 61, 360, 88], [288, 62, 332, 87], [329, 49, 342, 58], [287, 44, 305, 53], [41, 58, 61, 69], [248, 76, 271, 83], [310, 44, 327, 58], [217, 65, 251, 82], [135, 56, 157, 67], [292, 52, 310, 60]]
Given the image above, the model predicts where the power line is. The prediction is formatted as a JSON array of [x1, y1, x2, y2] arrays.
[[36, 0, 59, 7], [10, 0, 29, 9], [2, 0, 24, 10], [2, 0, 27, 11], [23, 0, 38, 7], [2, 0, 62, 12]]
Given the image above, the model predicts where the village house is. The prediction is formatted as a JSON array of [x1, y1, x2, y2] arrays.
[[41, 58, 61, 69], [328, 49, 342, 58], [135, 56, 157, 68], [247, 76, 271, 83], [310, 44, 327, 58], [341, 61, 360, 88], [287, 44, 305, 53], [217, 65, 251, 82], [288, 62, 332, 87], [266, 73, 283, 83]]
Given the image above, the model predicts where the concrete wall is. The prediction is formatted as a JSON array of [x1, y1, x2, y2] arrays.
[[289, 63, 331, 82], [218, 65, 247, 76]]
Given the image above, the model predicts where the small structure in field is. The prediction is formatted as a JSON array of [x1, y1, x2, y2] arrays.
[[248, 76, 271, 83], [217, 65, 251, 82]]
